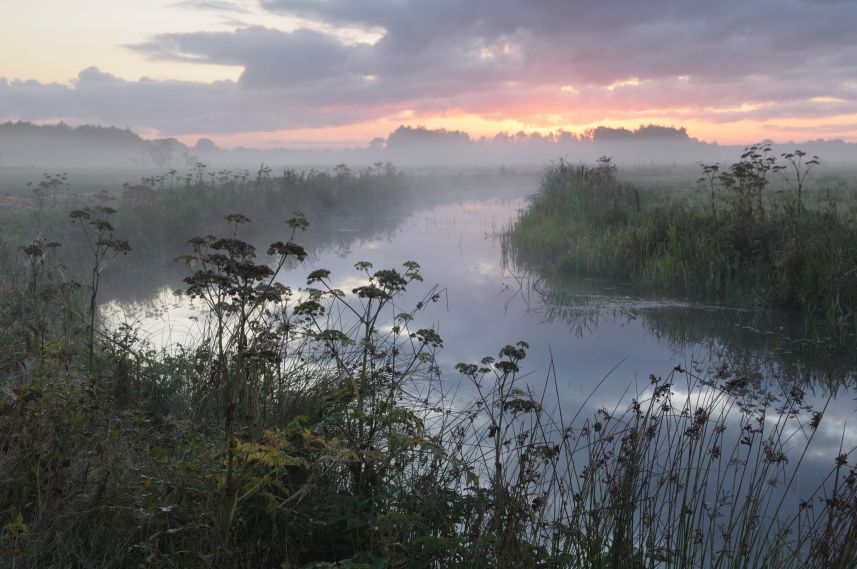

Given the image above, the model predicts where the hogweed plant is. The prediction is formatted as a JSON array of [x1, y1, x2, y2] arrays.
[[300, 258, 443, 498], [716, 144, 778, 220], [176, 211, 309, 536], [171, 211, 457, 561], [69, 206, 130, 375], [19, 238, 62, 359], [698, 163, 720, 218], [773, 150, 821, 213]]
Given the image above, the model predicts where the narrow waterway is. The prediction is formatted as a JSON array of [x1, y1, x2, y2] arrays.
[[106, 189, 857, 489]]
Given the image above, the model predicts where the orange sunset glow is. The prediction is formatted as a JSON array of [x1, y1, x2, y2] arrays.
[[2, 0, 857, 148]]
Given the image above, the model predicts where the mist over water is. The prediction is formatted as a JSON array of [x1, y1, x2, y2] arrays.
[[103, 183, 857, 489]]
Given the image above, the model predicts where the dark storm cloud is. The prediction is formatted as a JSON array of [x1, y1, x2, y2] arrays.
[[2, 0, 856, 137]]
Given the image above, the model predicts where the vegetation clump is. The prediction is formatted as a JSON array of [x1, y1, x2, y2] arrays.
[[506, 148, 857, 338]]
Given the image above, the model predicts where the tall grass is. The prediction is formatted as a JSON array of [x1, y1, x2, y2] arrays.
[[504, 155, 857, 340]]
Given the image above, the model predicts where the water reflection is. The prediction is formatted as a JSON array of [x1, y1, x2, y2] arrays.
[[523, 273, 857, 393], [106, 192, 856, 477]]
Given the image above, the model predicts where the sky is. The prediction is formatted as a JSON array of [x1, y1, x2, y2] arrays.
[[1, 0, 857, 149]]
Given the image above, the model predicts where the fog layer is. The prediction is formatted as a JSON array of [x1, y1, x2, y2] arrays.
[[3, 121, 857, 169]]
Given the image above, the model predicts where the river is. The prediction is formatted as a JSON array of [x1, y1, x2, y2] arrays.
[[104, 186, 856, 493]]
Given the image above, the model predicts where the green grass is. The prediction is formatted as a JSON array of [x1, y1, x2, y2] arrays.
[[505, 157, 857, 341]]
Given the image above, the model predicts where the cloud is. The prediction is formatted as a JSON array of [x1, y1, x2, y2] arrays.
[[0, 67, 391, 134], [133, 26, 365, 88], [256, 0, 857, 111], [259, 0, 857, 81], [2, 0, 857, 139]]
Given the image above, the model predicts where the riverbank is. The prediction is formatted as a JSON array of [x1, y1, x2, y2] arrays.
[[505, 153, 857, 340]]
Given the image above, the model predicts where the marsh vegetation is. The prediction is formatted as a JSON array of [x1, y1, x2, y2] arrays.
[[506, 149, 857, 341], [0, 162, 855, 568]]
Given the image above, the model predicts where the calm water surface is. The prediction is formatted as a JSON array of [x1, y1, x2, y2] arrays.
[[106, 189, 857, 481]]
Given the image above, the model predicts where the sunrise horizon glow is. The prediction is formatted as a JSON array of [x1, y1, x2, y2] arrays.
[[3, 0, 857, 149]]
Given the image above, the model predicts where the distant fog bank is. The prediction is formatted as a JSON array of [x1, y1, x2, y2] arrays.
[[2, 121, 856, 169]]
